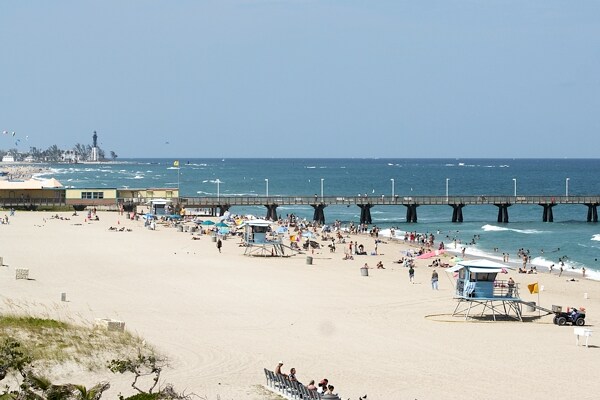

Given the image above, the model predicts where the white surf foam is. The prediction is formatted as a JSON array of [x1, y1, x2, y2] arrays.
[[481, 224, 542, 234]]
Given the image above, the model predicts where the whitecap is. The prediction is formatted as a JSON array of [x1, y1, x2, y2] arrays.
[[481, 224, 542, 234], [591, 234, 600, 242]]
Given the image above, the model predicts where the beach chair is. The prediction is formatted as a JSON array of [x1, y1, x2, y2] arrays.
[[280, 376, 295, 398], [272, 373, 285, 391], [288, 380, 302, 399], [264, 368, 274, 388], [274, 374, 289, 396]]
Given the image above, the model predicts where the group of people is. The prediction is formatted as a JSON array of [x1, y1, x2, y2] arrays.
[[348, 241, 368, 256], [518, 265, 537, 274], [275, 361, 340, 399]]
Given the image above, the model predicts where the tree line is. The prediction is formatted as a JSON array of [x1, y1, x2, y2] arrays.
[[0, 143, 118, 162]]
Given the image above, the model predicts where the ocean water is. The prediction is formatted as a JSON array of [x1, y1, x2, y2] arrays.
[[36, 158, 600, 278]]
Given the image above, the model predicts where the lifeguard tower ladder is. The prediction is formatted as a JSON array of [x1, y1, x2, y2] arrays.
[[447, 259, 523, 321]]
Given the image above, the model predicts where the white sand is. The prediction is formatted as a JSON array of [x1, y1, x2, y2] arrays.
[[1, 211, 599, 399]]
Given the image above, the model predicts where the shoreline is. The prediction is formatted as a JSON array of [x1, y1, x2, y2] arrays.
[[366, 228, 599, 281]]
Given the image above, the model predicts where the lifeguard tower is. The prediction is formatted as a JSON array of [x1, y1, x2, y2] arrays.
[[447, 259, 523, 321], [243, 219, 287, 257], [147, 198, 173, 216]]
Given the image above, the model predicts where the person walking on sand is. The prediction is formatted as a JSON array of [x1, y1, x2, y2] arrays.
[[217, 238, 222, 253], [409, 265, 415, 283], [431, 270, 439, 290]]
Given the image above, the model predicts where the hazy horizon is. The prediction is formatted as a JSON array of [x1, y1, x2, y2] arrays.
[[2, 1, 599, 158]]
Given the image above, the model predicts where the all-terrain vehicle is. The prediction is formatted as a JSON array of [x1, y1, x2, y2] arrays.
[[553, 307, 586, 326]]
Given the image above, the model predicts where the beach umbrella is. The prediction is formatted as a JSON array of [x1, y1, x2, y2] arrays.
[[276, 226, 288, 234], [201, 220, 215, 226], [215, 221, 229, 227], [302, 231, 315, 238]]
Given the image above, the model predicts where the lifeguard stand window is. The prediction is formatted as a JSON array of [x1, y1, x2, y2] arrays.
[[470, 272, 494, 281]]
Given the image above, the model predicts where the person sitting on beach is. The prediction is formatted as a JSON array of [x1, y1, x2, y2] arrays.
[[317, 379, 329, 394], [376, 261, 385, 269], [288, 367, 298, 382], [275, 361, 287, 377], [342, 253, 353, 260], [306, 380, 317, 391]]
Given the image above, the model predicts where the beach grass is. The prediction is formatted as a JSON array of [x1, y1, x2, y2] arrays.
[[0, 304, 156, 371]]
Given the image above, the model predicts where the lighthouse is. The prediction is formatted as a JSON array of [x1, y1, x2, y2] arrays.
[[91, 131, 99, 161]]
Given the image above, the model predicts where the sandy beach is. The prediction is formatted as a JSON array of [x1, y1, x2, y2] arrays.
[[1, 211, 599, 400]]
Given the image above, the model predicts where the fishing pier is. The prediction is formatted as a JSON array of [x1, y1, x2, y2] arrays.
[[180, 194, 600, 224]]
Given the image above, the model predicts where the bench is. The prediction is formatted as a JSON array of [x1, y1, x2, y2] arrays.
[[263, 368, 323, 399]]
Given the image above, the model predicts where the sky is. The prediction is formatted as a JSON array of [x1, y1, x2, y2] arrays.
[[1, 1, 599, 158]]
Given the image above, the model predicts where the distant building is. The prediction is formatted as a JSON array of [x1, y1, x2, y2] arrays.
[[61, 150, 79, 163], [1, 153, 16, 163]]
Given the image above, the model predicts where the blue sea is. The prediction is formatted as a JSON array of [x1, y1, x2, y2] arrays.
[[36, 158, 600, 278]]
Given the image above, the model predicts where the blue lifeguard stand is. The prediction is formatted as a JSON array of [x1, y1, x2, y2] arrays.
[[243, 219, 287, 257], [447, 259, 522, 321]]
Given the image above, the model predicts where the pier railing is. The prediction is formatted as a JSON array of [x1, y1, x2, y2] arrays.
[[176, 195, 600, 206]]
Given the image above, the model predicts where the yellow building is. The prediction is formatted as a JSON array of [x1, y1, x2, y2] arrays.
[[117, 188, 179, 202], [0, 178, 65, 206], [65, 188, 118, 208]]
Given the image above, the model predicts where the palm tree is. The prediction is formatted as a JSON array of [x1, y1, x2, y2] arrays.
[[73, 143, 88, 161], [110, 151, 118, 161], [45, 145, 62, 162], [69, 382, 110, 400], [29, 146, 42, 161]]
